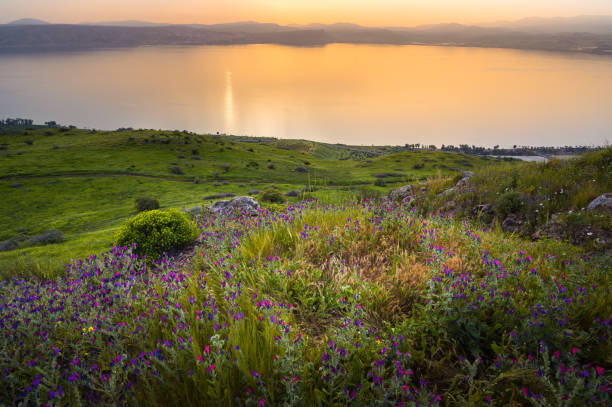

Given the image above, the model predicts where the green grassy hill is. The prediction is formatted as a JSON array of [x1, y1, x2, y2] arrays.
[[0, 127, 507, 279]]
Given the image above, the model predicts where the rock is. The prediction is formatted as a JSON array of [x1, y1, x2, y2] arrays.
[[461, 171, 475, 179], [502, 214, 527, 235], [0, 240, 18, 252], [439, 200, 457, 213], [211, 196, 260, 217], [586, 193, 612, 212], [9, 183, 24, 188], [186, 206, 202, 216], [420, 186, 427, 193], [532, 219, 564, 241], [438, 187, 456, 197], [285, 190, 300, 197], [27, 230, 64, 246], [247, 190, 260, 195], [472, 204, 494, 218], [455, 177, 471, 189], [388, 185, 415, 201]]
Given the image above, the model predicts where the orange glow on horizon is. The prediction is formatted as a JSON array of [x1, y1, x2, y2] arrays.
[[2, 0, 612, 26]]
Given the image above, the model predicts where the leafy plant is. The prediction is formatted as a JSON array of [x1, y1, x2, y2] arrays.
[[134, 196, 160, 212], [115, 209, 197, 260], [496, 191, 523, 219], [259, 187, 284, 203]]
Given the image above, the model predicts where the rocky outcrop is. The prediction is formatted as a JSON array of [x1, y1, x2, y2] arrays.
[[210, 196, 260, 217], [587, 193, 612, 212], [388, 185, 415, 202], [502, 214, 528, 235], [438, 171, 475, 197], [533, 212, 612, 247], [532, 214, 565, 241], [455, 171, 475, 189]]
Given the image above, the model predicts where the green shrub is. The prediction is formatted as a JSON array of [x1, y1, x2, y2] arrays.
[[496, 191, 523, 219], [115, 209, 197, 260], [169, 165, 183, 175], [259, 187, 284, 203], [134, 196, 160, 212], [413, 162, 425, 169], [374, 178, 386, 187]]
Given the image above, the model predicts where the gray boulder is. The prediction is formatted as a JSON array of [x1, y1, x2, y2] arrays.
[[211, 196, 260, 217], [586, 193, 612, 212], [388, 185, 415, 201], [438, 172, 476, 197], [285, 190, 300, 197], [455, 176, 472, 189]]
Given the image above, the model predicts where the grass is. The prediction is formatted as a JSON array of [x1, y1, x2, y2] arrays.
[[421, 148, 612, 248], [1, 200, 609, 406], [0, 127, 509, 279]]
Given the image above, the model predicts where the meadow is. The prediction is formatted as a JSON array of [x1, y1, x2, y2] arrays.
[[1, 199, 609, 406], [1, 127, 610, 406], [0, 127, 502, 279]]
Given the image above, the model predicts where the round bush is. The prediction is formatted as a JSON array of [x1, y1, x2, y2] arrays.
[[259, 187, 284, 203], [496, 191, 524, 219], [134, 196, 160, 212], [115, 209, 197, 260]]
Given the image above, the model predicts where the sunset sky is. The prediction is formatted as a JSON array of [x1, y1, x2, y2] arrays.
[[2, 0, 612, 26]]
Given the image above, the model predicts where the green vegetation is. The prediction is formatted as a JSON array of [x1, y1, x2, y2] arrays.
[[259, 186, 285, 203], [0, 127, 610, 406], [1, 201, 609, 406], [0, 127, 506, 279], [496, 190, 523, 219], [115, 209, 197, 261], [422, 148, 612, 248], [135, 196, 160, 212]]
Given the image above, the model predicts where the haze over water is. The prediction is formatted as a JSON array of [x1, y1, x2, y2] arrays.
[[1, 44, 611, 147]]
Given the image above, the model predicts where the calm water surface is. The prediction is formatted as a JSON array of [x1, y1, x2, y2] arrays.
[[1, 44, 611, 147]]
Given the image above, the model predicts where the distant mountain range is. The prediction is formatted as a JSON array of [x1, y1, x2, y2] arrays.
[[1, 16, 611, 54], [7, 18, 50, 26]]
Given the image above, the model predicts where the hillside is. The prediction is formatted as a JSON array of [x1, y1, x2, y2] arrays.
[[1, 197, 610, 405], [2, 20, 612, 54], [0, 127, 505, 279], [0, 127, 610, 405], [418, 148, 612, 250]]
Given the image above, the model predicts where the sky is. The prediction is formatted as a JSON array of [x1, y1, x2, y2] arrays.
[[2, 0, 612, 26]]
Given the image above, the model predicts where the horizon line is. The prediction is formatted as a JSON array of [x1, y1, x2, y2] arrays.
[[4, 14, 612, 28]]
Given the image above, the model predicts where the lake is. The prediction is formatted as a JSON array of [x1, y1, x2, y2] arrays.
[[1, 44, 611, 147]]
